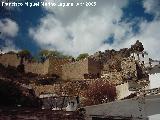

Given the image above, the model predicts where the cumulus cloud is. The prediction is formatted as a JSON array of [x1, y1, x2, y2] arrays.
[[119, 1, 160, 60], [30, 0, 160, 60], [0, 18, 19, 53], [121, 20, 160, 60], [1, 40, 19, 53], [136, 20, 160, 60], [143, 0, 160, 18], [29, 0, 129, 56], [0, 18, 19, 38]]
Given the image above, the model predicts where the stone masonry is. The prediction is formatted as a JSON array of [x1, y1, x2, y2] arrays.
[[62, 58, 101, 80], [0, 53, 71, 78], [25, 60, 49, 75], [0, 40, 148, 84], [0, 53, 22, 67], [48, 57, 71, 77]]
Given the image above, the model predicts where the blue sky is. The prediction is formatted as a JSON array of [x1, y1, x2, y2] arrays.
[[0, 0, 160, 59]]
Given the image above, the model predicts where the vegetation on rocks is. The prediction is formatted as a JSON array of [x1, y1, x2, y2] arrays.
[[76, 53, 89, 61], [39, 49, 73, 62], [17, 50, 32, 64], [82, 80, 116, 106]]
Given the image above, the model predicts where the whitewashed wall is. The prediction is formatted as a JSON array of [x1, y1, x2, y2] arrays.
[[131, 52, 150, 68], [149, 73, 160, 89], [116, 82, 134, 100]]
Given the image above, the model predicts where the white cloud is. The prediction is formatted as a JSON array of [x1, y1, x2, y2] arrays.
[[118, 1, 160, 60], [30, 0, 160, 60], [143, 0, 160, 18], [1, 40, 19, 53], [0, 18, 19, 53], [118, 20, 160, 59], [0, 18, 19, 38], [29, 0, 129, 56]]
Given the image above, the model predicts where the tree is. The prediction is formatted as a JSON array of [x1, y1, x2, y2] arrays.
[[77, 53, 89, 61], [39, 50, 51, 58], [39, 49, 64, 58], [7, 51, 16, 54], [39, 49, 74, 61], [17, 50, 32, 64], [62, 55, 74, 59], [82, 80, 116, 106], [17, 50, 31, 73]]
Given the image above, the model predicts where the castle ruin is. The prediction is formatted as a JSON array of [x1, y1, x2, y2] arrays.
[[1, 40, 159, 101]]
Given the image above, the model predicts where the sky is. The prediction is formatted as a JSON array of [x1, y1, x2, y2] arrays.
[[0, 0, 160, 59], [1, 1, 160, 119]]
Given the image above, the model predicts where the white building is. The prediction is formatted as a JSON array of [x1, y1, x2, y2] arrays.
[[116, 80, 149, 100], [149, 73, 160, 89], [116, 82, 134, 100], [131, 51, 150, 68]]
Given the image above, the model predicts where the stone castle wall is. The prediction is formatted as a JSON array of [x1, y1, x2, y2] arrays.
[[0, 53, 50, 75], [88, 58, 101, 74], [0, 41, 146, 83], [62, 58, 101, 80], [0, 53, 21, 67], [0, 53, 139, 82], [0, 53, 70, 76], [25, 58, 70, 76], [25, 60, 49, 75], [48, 58, 71, 77], [62, 58, 89, 80]]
